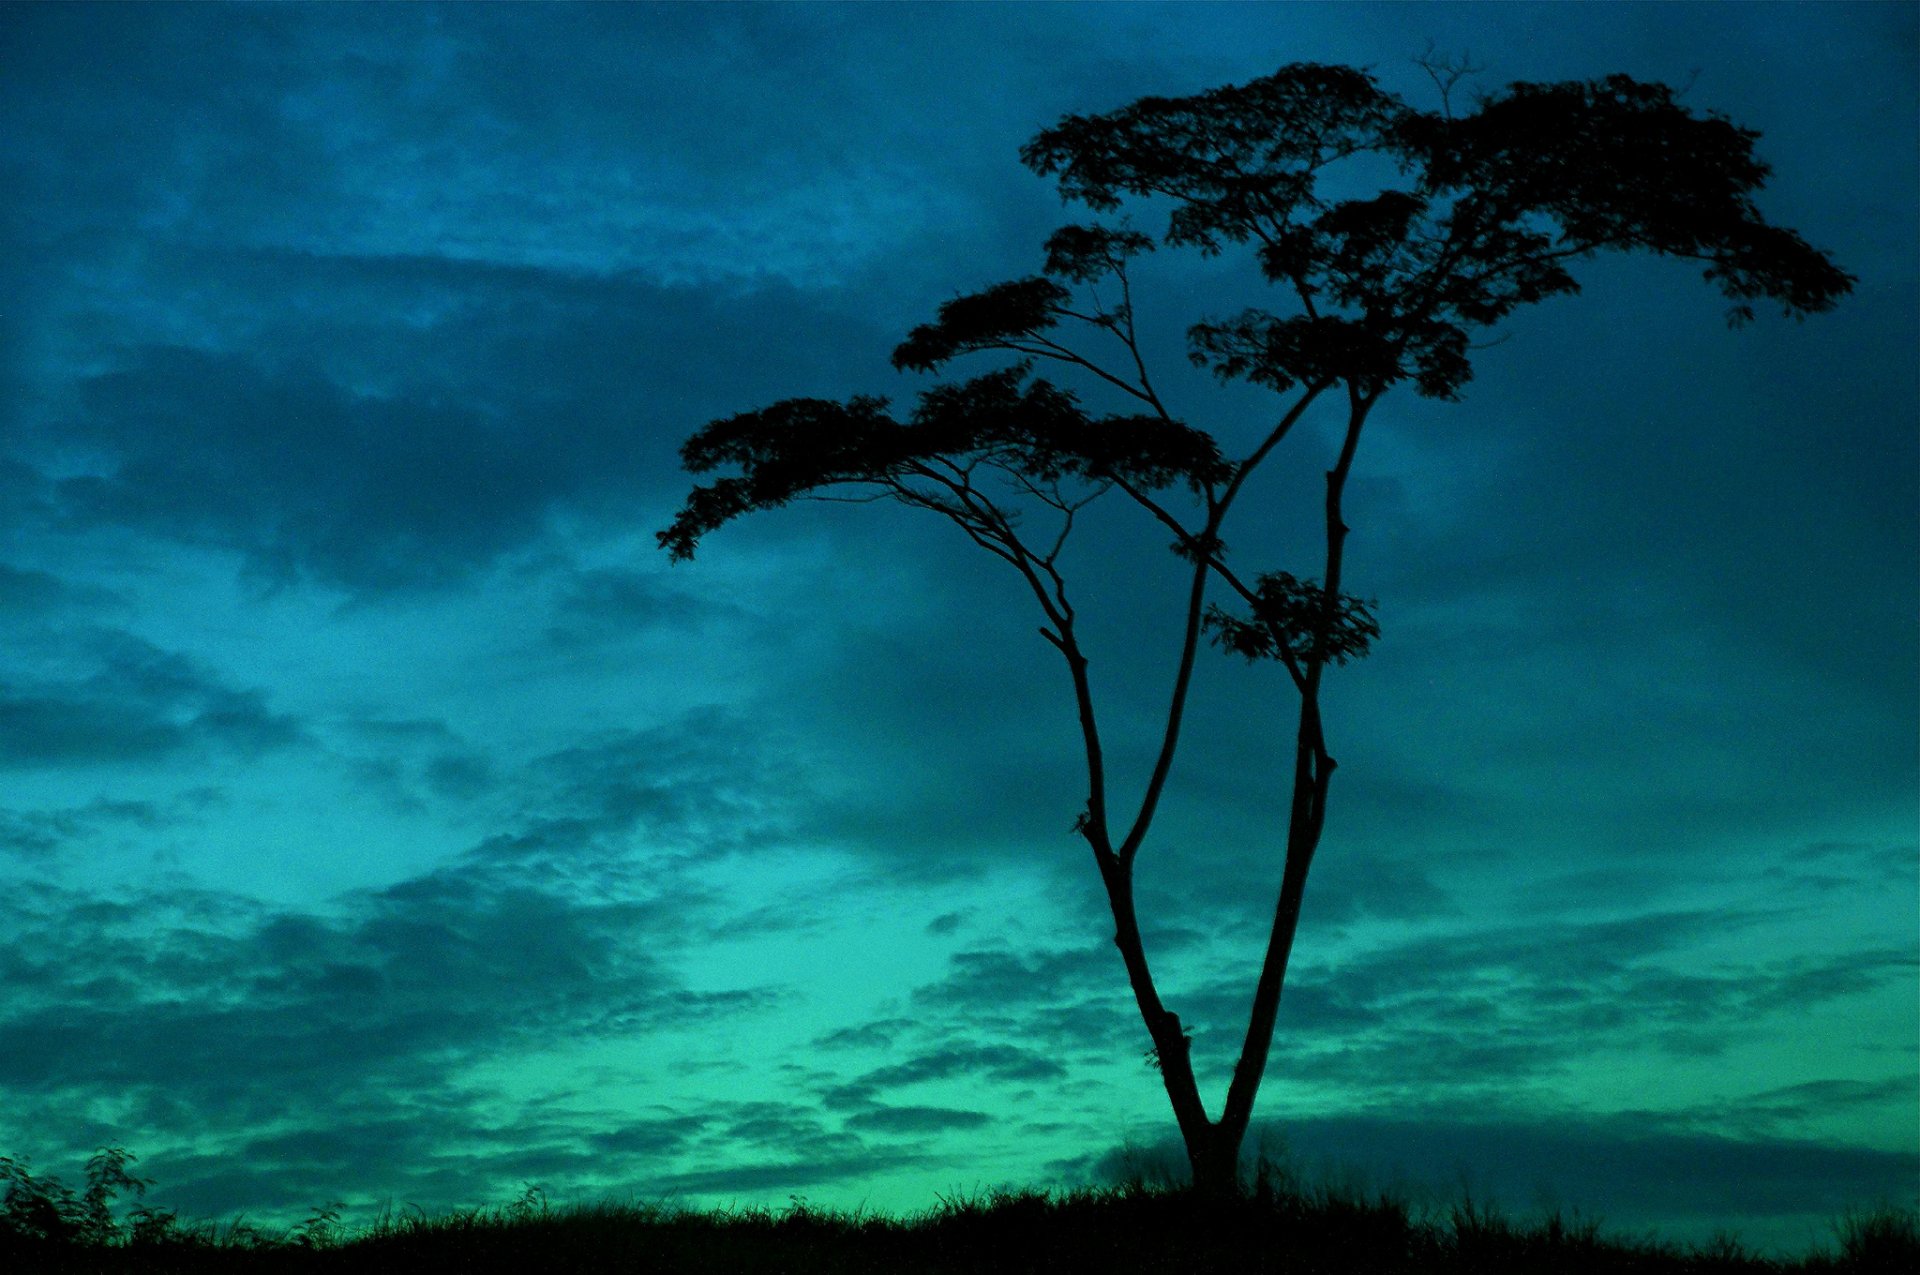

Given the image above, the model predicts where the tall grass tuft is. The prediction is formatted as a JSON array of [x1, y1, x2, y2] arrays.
[[1831, 1203, 1920, 1273]]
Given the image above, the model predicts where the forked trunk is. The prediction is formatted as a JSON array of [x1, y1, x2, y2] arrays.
[[1185, 1122, 1245, 1197], [1088, 396, 1374, 1208]]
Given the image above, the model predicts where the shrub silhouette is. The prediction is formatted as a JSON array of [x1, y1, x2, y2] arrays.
[[1, 1146, 154, 1247]]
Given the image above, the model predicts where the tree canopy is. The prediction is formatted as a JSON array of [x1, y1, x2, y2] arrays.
[[664, 64, 1847, 570]]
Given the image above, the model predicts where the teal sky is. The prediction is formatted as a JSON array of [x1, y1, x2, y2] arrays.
[[1, 0, 1914, 1255]]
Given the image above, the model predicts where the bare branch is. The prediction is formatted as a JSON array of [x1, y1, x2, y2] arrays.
[[1413, 39, 1484, 119]]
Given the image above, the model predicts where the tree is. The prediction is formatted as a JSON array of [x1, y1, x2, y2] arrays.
[[659, 62, 1851, 1196]]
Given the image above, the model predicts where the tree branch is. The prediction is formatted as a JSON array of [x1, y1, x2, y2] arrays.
[[1115, 382, 1332, 864], [1215, 383, 1376, 1144], [898, 460, 1116, 855]]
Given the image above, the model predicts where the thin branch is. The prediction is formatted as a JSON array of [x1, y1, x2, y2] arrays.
[[804, 490, 897, 507], [1115, 382, 1330, 865], [1109, 472, 1203, 547], [1222, 382, 1332, 511], [1116, 546, 1211, 867], [1112, 261, 1179, 422], [1413, 40, 1484, 120], [1025, 329, 1165, 406]]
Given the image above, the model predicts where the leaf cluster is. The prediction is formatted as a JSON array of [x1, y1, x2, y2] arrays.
[[658, 366, 1224, 561], [892, 278, 1074, 373], [1403, 75, 1854, 323], [1204, 572, 1380, 667], [1020, 64, 1409, 254], [1018, 62, 1852, 399]]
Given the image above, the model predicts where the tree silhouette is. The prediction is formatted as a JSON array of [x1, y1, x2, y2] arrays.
[[660, 62, 1850, 1195]]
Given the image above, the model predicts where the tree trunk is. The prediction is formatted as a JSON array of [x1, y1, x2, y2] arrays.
[[1097, 854, 1215, 1158], [1185, 1121, 1244, 1197]]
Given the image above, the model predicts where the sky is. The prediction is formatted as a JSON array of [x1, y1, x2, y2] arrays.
[[1, 0, 1914, 1255]]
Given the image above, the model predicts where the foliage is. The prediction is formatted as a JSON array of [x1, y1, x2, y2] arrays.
[[1019, 64, 1851, 400], [659, 56, 1850, 635], [1204, 571, 1380, 667], [657, 365, 1226, 564], [1, 1146, 156, 1247], [1834, 1204, 1920, 1270]]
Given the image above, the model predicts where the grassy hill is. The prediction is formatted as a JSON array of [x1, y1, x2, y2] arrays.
[[4, 1148, 1914, 1273]]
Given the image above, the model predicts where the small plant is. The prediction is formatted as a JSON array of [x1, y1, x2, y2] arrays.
[[1448, 1186, 1518, 1256], [1, 1144, 152, 1246], [2, 1153, 80, 1244], [1834, 1203, 1920, 1270], [126, 1202, 187, 1247], [1695, 1229, 1749, 1266], [289, 1199, 347, 1249], [502, 1182, 550, 1225]]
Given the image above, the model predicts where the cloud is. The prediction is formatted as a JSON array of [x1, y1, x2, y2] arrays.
[[0, 836, 783, 1216], [541, 566, 747, 653], [0, 697, 911, 1218], [1702, 1075, 1917, 1142], [586, 1116, 711, 1159], [812, 1019, 917, 1053], [651, 1149, 937, 1199], [46, 345, 613, 593], [825, 1043, 1069, 1115], [0, 797, 164, 862], [330, 717, 498, 812], [18, 246, 906, 595], [0, 872, 705, 1100], [1759, 839, 1918, 896], [0, 629, 301, 770], [0, 563, 116, 616], [1249, 911, 1915, 1074], [911, 945, 1115, 1015], [509, 707, 807, 860], [886, 905, 1916, 1139], [844, 1105, 993, 1135]]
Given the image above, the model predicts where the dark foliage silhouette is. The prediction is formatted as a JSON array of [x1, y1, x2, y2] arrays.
[[4, 1150, 1915, 1273], [1, 1147, 163, 1248], [661, 60, 1851, 1194]]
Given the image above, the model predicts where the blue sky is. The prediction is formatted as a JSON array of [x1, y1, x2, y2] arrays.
[[1, 0, 1914, 1254]]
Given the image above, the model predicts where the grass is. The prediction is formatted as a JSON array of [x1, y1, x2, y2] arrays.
[[3, 1147, 1915, 1273]]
